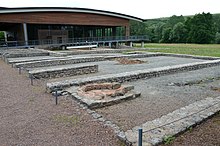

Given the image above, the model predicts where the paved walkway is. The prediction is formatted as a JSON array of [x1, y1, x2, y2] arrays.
[[0, 60, 119, 146]]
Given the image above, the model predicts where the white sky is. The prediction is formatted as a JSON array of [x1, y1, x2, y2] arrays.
[[1, 0, 220, 19]]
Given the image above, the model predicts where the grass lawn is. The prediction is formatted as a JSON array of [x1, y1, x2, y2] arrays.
[[134, 43, 220, 57]]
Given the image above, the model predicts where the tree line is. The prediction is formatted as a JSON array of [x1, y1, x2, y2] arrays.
[[130, 12, 220, 44]]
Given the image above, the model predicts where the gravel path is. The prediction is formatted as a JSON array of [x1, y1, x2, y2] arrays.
[[95, 65, 220, 131], [0, 60, 120, 146]]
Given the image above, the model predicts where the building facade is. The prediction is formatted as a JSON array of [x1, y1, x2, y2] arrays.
[[0, 7, 143, 46]]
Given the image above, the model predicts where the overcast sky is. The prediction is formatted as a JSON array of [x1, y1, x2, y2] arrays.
[[1, 0, 219, 19]]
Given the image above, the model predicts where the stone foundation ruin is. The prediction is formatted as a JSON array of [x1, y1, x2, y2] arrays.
[[114, 58, 146, 65], [70, 82, 141, 109]]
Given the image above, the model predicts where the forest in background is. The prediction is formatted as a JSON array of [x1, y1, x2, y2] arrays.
[[130, 12, 220, 44]]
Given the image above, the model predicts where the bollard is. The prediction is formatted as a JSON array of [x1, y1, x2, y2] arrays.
[[19, 67, 21, 74], [30, 74, 33, 86], [138, 128, 143, 146], [55, 90, 58, 105]]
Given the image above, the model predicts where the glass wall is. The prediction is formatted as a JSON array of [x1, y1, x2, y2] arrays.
[[27, 24, 125, 41]]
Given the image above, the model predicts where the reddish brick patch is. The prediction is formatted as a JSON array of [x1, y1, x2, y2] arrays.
[[114, 58, 146, 65], [77, 82, 133, 100]]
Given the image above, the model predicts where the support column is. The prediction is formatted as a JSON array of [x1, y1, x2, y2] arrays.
[[109, 42, 112, 48], [23, 23, 28, 46], [141, 41, 145, 48], [116, 42, 119, 48], [4, 31, 7, 42], [125, 25, 130, 37], [93, 28, 97, 37], [102, 28, 105, 37], [112, 27, 116, 40], [112, 27, 116, 36], [130, 41, 133, 47]]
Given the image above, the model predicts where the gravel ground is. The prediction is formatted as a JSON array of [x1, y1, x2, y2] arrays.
[[48, 56, 206, 82], [0, 60, 120, 146], [161, 112, 220, 146], [95, 65, 220, 131]]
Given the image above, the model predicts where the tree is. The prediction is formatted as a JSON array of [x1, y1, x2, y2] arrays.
[[216, 32, 220, 44], [160, 27, 172, 43], [170, 22, 187, 43], [167, 15, 185, 28], [151, 22, 165, 42], [130, 20, 146, 36], [213, 14, 220, 32], [186, 12, 216, 44]]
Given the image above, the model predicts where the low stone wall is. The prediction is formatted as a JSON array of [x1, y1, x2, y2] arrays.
[[3, 52, 49, 58], [14, 53, 160, 69], [59, 48, 148, 55], [47, 59, 220, 92], [29, 64, 98, 79], [15, 56, 105, 69]]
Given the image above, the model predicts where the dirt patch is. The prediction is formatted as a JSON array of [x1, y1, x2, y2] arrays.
[[211, 86, 220, 92], [114, 58, 146, 65]]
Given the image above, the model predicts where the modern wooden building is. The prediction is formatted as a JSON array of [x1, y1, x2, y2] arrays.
[[0, 7, 143, 46]]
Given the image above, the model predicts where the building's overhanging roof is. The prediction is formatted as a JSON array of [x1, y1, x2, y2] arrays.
[[0, 7, 143, 22]]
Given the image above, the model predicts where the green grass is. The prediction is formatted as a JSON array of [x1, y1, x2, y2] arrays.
[[135, 43, 220, 57], [163, 135, 175, 145], [51, 114, 79, 126]]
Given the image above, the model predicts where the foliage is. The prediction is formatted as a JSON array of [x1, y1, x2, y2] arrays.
[[0, 31, 4, 40], [170, 22, 187, 43], [130, 13, 220, 44], [163, 135, 175, 144], [216, 32, 220, 44], [152, 22, 166, 42], [51, 114, 79, 126], [160, 27, 172, 43], [187, 13, 216, 44], [130, 20, 147, 36], [213, 14, 220, 32], [166, 15, 185, 28]]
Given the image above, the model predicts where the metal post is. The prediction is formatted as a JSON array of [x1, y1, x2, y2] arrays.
[[55, 90, 58, 105], [138, 128, 143, 146], [30, 74, 33, 86], [19, 67, 21, 74]]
